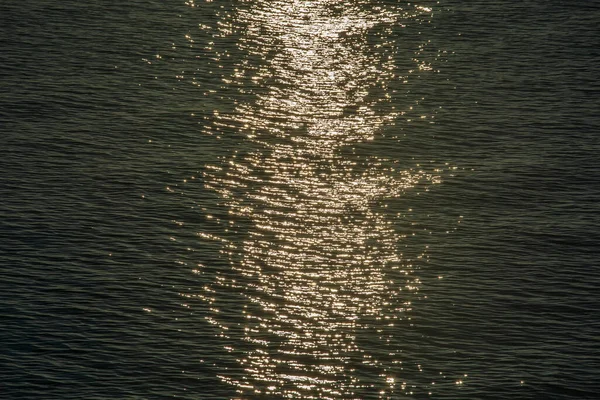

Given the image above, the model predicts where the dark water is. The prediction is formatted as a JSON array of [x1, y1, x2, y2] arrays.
[[1, 0, 599, 399]]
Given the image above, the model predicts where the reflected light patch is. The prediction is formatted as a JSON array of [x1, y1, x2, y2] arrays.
[[194, 0, 450, 398]]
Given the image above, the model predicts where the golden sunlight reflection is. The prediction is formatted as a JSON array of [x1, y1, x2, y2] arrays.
[[195, 0, 449, 398]]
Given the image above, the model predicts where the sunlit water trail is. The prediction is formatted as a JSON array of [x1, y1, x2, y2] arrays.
[[192, 0, 455, 398]]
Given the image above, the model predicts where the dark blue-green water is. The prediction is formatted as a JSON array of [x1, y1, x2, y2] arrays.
[[1, 0, 599, 399]]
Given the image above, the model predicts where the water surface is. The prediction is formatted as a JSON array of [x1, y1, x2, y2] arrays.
[[1, 0, 599, 399]]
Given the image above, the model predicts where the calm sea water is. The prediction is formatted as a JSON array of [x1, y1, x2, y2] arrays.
[[1, 0, 599, 399]]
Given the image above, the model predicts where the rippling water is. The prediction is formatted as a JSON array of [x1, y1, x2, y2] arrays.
[[1, 0, 599, 399]]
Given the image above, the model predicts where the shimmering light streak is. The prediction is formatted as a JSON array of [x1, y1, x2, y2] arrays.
[[194, 0, 449, 398]]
